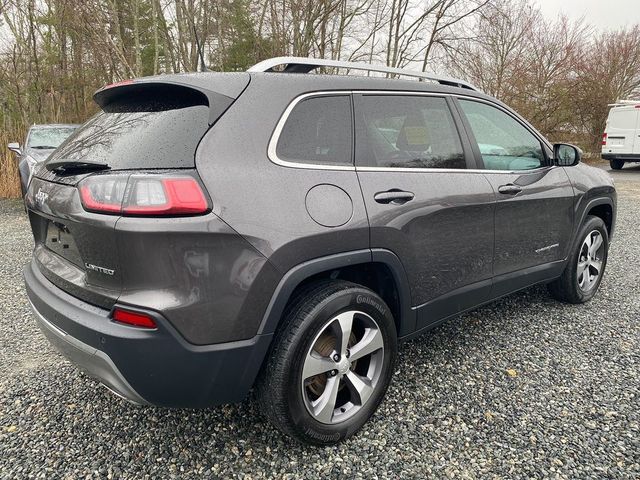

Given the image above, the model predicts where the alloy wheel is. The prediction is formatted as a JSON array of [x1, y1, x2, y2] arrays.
[[301, 310, 385, 425], [577, 230, 604, 292]]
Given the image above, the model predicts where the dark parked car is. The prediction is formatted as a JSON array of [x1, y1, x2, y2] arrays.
[[23, 58, 616, 445], [8, 124, 78, 195]]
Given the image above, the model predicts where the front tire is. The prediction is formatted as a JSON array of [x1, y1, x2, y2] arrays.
[[548, 215, 609, 303], [257, 281, 397, 445], [610, 159, 624, 170]]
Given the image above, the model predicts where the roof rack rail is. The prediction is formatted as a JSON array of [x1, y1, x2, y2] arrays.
[[247, 56, 478, 91]]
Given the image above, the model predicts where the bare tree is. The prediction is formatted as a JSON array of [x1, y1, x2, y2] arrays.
[[1, 0, 638, 197], [573, 25, 640, 151], [519, 15, 588, 139], [447, 0, 538, 101]]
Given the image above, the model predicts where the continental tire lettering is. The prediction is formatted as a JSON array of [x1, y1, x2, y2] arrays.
[[303, 428, 341, 442], [356, 295, 386, 315]]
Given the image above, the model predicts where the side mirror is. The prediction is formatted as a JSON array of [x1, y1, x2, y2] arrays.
[[553, 143, 581, 167], [7, 142, 21, 156]]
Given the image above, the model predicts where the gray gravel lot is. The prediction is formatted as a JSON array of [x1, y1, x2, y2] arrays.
[[1, 173, 639, 479]]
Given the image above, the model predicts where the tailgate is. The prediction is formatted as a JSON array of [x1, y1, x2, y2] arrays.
[[24, 74, 250, 310], [25, 177, 121, 308]]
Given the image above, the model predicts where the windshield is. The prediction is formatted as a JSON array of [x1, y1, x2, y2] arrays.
[[27, 127, 77, 149]]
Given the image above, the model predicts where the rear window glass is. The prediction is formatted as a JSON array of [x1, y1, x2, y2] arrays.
[[276, 95, 353, 166], [45, 95, 209, 170]]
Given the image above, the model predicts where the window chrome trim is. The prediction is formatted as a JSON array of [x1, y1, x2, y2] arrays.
[[353, 90, 450, 97], [267, 89, 554, 172], [355, 90, 552, 151], [267, 91, 356, 171], [451, 94, 553, 151], [356, 165, 558, 175]]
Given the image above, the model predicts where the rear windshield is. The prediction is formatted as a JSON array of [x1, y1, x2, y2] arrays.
[[45, 94, 210, 170]]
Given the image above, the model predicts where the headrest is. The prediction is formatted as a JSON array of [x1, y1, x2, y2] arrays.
[[396, 113, 429, 151]]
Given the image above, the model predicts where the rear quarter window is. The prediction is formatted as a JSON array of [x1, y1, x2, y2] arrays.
[[275, 95, 353, 167]]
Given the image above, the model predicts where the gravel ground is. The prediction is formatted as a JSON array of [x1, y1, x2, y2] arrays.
[[1, 183, 639, 479]]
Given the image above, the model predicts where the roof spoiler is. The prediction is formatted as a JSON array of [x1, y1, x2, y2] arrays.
[[93, 73, 251, 125]]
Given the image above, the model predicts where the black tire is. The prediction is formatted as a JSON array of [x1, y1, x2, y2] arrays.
[[548, 215, 609, 304], [256, 280, 397, 445], [610, 159, 624, 170]]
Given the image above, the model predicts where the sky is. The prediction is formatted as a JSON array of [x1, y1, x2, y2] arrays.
[[536, 0, 640, 31]]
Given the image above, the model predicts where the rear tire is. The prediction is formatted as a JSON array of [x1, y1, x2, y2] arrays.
[[256, 280, 397, 445], [610, 159, 624, 170], [548, 215, 609, 304]]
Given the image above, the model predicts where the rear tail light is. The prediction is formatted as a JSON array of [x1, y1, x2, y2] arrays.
[[123, 177, 208, 215], [79, 173, 209, 216], [79, 175, 127, 213], [602, 133, 607, 146], [112, 308, 157, 329]]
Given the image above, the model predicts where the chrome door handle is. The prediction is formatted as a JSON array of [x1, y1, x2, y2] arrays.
[[374, 190, 415, 204]]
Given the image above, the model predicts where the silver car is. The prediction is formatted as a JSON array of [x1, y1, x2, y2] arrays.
[[8, 124, 78, 195]]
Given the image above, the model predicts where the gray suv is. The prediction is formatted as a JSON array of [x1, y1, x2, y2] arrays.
[[23, 57, 616, 445]]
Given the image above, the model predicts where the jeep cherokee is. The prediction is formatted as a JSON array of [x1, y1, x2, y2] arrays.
[[23, 57, 616, 445]]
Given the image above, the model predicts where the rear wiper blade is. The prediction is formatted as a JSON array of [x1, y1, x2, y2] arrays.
[[46, 160, 111, 174], [32, 145, 57, 150]]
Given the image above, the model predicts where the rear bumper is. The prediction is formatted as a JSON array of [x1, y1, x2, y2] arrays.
[[602, 153, 640, 161], [24, 260, 273, 408], [30, 298, 148, 405]]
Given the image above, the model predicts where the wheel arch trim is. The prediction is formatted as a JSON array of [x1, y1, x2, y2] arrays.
[[579, 196, 615, 242], [257, 249, 415, 337]]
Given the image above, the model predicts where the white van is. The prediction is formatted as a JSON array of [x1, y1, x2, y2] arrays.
[[602, 100, 640, 170]]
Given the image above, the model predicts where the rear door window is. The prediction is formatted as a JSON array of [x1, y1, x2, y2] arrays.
[[275, 95, 353, 166], [355, 95, 466, 169], [45, 90, 210, 170]]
